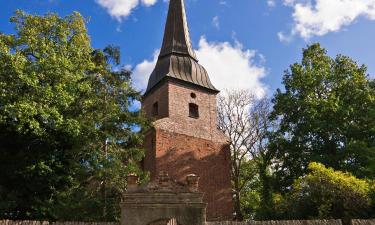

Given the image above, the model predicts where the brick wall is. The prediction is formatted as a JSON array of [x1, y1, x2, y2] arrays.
[[142, 80, 234, 221], [206, 220, 343, 225], [143, 80, 228, 142], [143, 81, 169, 119], [351, 220, 375, 225], [0, 221, 117, 225], [167, 81, 218, 139], [153, 129, 233, 221], [2, 220, 374, 225]]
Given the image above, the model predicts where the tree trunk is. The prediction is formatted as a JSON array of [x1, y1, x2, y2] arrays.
[[102, 139, 108, 219], [258, 163, 273, 219], [233, 190, 243, 221]]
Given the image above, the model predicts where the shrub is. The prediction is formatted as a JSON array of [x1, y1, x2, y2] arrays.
[[281, 162, 373, 220]]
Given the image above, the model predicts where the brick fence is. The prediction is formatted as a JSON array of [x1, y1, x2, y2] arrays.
[[350, 220, 375, 225], [0, 221, 117, 225], [1, 220, 374, 225], [206, 221, 375, 225], [206, 221, 343, 225]]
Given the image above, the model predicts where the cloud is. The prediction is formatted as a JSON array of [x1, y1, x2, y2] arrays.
[[96, 0, 158, 21], [141, 0, 158, 6], [281, 0, 375, 39], [212, 16, 220, 29], [131, 37, 267, 98], [219, 1, 228, 6], [267, 0, 276, 7], [277, 31, 293, 43], [196, 37, 267, 98], [131, 51, 159, 92]]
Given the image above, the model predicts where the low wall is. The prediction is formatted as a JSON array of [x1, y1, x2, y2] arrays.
[[351, 220, 375, 225], [1, 220, 374, 225], [206, 221, 342, 225], [0, 221, 118, 225]]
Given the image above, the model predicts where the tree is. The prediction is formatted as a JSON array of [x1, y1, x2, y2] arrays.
[[0, 11, 147, 221], [279, 162, 374, 220], [270, 43, 375, 191], [217, 90, 275, 220]]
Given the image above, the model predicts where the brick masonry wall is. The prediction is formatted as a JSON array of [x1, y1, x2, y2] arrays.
[[167, 81, 218, 139], [143, 81, 169, 119], [0, 221, 117, 225], [143, 80, 229, 143], [206, 220, 343, 225], [142, 80, 234, 221], [2, 220, 374, 225], [351, 220, 375, 225], [153, 129, 233, 221]]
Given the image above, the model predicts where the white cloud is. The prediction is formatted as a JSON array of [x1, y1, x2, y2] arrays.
[[277, 31, 293, 43], [196, 37, 267, 98], [141, 0, 157, 6], [219, 1, 228, 6], [131, 37, 267, 98], [131, 51, 159, 92], [96, 0, 158, 21], [281, 0, 375, 39], [267, 0, 276, 7], [212, 16, 220, 29]]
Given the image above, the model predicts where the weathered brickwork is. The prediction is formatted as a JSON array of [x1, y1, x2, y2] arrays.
[[206, 221, 343, 225], [121, 173, 206, 225], [351, 220, 375, 225], [143, 80, 227, 141], [0, 221, 117, 225], [142, 81, 169, 119], [143, 80, 233, 221], [6, 220, 375, 225]]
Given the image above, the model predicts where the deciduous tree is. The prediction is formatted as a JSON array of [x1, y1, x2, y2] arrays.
[[217, 90, 275, 220], [0, 11, 147, 221], [270, 44, 375, 191]]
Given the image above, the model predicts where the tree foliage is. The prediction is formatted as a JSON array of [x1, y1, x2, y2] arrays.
[[0, 11, 147, 221], [270, 43, 375, 191], [279, 162, 374, 220]]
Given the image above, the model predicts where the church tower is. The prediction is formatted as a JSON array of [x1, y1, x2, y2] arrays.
[[142, 0, 233, 220]]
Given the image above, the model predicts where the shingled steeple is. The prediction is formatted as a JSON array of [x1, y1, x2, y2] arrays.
[[145, 0, 218, 95], [159, 0, 197, 60]]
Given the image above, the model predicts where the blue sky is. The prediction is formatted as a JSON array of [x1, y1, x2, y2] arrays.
[[1, 0, 375, 97]]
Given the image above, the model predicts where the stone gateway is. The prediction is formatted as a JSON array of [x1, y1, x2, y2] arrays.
[[121, 173, 206, 225], [141, 0, 234, 221]]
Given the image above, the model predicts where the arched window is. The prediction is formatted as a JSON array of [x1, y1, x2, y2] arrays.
[[189, 103, 199, 119], [152, 102, 159, 117]]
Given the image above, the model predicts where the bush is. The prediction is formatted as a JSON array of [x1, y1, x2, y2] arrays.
[[280, 162, 373, 220]]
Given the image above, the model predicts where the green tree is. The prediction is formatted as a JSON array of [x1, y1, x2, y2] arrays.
[[279, 162, 374, 220], [270, 43, 375, 191], [0, 11, 147, 221]]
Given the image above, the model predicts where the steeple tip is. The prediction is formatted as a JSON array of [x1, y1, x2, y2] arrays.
[[144, 0, 219, 95], [159, 0, 197, 60]]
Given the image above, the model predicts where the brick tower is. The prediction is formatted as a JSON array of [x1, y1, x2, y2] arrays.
[[142, 0, 233, 221]]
